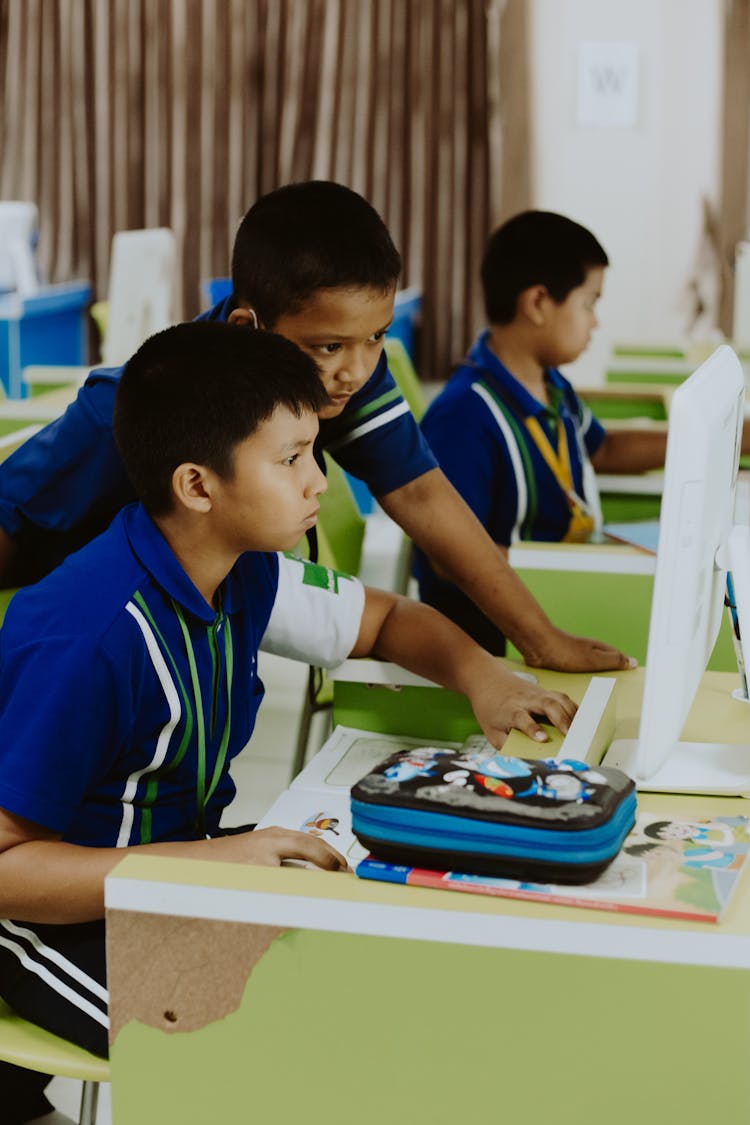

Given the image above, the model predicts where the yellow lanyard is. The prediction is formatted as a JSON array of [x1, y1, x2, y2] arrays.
[[524, 415, 594, 543]]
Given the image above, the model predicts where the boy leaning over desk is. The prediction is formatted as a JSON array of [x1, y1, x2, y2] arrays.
[[414, 209, 750, 655], [0, 181, 634, 677], [0, 323, 576, 1123]]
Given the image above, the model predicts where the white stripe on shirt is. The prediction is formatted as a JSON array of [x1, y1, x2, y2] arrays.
[[120, 601, 182, 847], [470, 381, 528, 543], [326, 401, 410, 452]]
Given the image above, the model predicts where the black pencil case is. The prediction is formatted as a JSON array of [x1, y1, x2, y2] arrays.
[[350, 745, 636, 884]]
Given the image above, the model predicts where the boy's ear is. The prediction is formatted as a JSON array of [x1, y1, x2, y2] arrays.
[[171, 463, 214, 513], [517, 284, 550, 327], [228, 305, 261, 330]]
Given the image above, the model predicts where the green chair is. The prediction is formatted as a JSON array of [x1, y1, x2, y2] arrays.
[[316, 454, 366, 577], [384, 337, 427, 420], [288, 456, 367, 779], [0, 998, 109, 1125], [0, 588, 17, 625]]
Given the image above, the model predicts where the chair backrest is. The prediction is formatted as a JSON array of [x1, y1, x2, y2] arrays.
[[0, 201, 39, 297], [201, 276, 233, 307], [102, 228, 177, 365], [317, 454, 366, 576], [384, 337, 426, 421], [0, 588, 16, 627]]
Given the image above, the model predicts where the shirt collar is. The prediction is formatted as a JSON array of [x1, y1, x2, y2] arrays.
[[469, 330, 565, 421], [122, 503, 248, 623], [200, 295, 236, 323]]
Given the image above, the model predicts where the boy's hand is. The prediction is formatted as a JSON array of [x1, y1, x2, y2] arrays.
[[212, 826, 348, 871], [467, 662, 578, 748], [518, 626, 637, 674]]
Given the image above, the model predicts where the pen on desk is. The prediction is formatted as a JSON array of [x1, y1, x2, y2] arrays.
[[725, 572, 749, 700]]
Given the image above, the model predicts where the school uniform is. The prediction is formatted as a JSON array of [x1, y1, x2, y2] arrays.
[[412, 330, 605, 654], [0, 297, 437, 583], [0, 502, 365, 1063]]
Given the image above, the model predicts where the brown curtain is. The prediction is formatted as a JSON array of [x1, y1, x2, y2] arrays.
[[0, 0, 530, 379]]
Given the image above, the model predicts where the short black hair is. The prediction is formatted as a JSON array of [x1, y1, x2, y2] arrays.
[[231, 181, 401, 326], [114, 322, 327, 515], [643, 820, 675, 840], [481, 210, 609, 324]]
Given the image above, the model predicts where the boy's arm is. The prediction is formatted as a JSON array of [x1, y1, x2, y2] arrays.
[[0, 372, 129, 587], [378, 468, 634, 672], [592, 417, 750, 475], [0, 808, 347, 925], [351, 584, 578, 746], [590, 429, 668, 474]]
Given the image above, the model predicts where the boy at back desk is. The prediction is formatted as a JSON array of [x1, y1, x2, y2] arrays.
[[414, 210, 685, 655], [0, 182, 634, 679], [0, 323, 575, 1123]]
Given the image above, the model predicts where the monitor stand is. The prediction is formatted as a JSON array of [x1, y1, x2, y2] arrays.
[[601, 738, 750, 796]]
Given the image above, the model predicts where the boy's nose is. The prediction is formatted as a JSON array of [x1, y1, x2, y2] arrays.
[[311, 463, 328, 496], [338, 349, 370, 385]]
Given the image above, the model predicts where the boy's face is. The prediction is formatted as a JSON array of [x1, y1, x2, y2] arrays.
[[541, 266, 604, 367], [211, 404, 327, 553], [269, 285, 396, 419]]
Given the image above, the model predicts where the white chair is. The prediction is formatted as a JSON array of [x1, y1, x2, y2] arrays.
[[20, 227, 177, 405], [0, 201, 39, 298], [97, 227, 176, 365]]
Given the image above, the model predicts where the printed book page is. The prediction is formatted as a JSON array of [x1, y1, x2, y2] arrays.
[[356, 810, 750, 923], [256, 787, 366, 869]]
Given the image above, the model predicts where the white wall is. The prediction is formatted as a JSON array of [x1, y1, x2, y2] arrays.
[[530, 0, 723, 383]]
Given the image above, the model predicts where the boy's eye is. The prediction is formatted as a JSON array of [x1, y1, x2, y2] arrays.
[[283, 453, 299, 466], [316, 343, 342, 356], [370, 330, 386, 343]]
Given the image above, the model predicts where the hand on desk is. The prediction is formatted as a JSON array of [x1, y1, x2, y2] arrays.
[[211, 826, 348, 872], [519, 625, 638, 675], [466, 659, 578, 748]]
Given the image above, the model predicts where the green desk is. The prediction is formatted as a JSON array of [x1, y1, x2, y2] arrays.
[[506, 540, 737, 672], [578, 383, 672, 420], [106, 667, 750, 1125]]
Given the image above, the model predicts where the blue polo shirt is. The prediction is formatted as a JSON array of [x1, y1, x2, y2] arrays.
[[0, 297, 436, 582], [412, 330, 605, 653], [0, 503, 364, 845]]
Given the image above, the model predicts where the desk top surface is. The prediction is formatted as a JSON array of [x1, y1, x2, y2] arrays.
[[106, 667, 750, 967]]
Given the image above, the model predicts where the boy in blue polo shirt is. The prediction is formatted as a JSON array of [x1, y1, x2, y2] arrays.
[[0, 323, 576, 1123], [0, 182, 634, 679], [413, 210, 672, 655]]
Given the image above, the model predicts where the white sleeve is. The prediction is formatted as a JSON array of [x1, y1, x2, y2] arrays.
[[260, 553, 366, 668]]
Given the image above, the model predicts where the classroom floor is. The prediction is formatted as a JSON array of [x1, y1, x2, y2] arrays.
[[47, 510, 405, 1123]]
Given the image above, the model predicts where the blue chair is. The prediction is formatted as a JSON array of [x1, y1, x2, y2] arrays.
[[201, 276, 232, 308]]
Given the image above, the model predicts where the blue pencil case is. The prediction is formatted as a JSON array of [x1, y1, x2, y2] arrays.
[[350, 745, 636, 884]]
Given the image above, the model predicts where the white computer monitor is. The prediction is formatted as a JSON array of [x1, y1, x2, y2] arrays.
[[602, 344, 750, 795]]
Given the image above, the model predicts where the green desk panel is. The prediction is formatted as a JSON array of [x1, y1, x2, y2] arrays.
[[598, 492, 662, 523], [506, 566, 736, 673], [581, 393, 668, 421], [605, 370, 687, 386], [111, 925, 750, 1125], [333, 682, 478, 741]]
